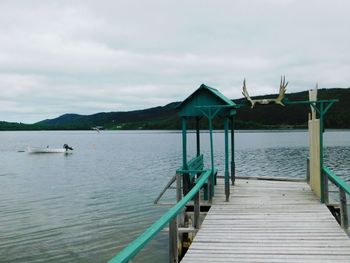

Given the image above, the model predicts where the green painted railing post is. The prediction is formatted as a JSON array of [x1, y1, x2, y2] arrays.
[[208, 111, 214, 200], [182, 117, 187, 168], [196, 117, 200, 157], [230, 117, 235, 185], [182, 117, 190, 195], [224, 117, 230, 201]]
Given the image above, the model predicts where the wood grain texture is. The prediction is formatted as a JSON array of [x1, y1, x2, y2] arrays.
[[182, 178, 350, 263]]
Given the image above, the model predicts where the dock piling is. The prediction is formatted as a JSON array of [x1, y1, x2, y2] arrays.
[[169, 218, 178, 263], [323, 169, 329, 204], [194, 192, 200, 229], [339, 188, 349, 230], [306, 157, 310, 183]]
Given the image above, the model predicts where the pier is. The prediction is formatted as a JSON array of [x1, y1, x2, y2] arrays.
[[182, 178, 350, 263], [108, 82, 350, 263]]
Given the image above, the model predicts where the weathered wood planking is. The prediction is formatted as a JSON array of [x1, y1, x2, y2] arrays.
[[182, 178, 350, 263]]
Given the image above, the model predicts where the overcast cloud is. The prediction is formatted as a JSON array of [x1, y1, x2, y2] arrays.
[[0, 0, 349, 123]]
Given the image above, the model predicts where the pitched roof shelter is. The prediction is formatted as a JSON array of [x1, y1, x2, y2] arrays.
[[177, 84, 236, 201], [177, 84, 236, 117]]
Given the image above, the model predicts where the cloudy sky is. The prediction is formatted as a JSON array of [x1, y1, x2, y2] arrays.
[[0, 0, 349, 123]]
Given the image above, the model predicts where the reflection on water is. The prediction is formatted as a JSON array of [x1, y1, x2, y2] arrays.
[[0, 130, 349, 263]]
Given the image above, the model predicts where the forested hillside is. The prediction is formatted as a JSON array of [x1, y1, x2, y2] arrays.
[[1, 88, 349, 130]]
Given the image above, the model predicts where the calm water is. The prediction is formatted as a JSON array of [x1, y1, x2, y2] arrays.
[[0, 130, 350, 263]]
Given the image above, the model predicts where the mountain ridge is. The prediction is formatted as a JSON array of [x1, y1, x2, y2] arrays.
[[1, 88, 349, 130]]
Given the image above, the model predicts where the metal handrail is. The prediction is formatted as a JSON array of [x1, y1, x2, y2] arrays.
[[108, 169, 212, 263]]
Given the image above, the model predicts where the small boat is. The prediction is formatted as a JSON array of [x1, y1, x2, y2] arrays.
[[27, 144, 73, 154], [92, 127, 100, 133]]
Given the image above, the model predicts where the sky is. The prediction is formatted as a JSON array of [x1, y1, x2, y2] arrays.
[[0, 0, 349, 123]]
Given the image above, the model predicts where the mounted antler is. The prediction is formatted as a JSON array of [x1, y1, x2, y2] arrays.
[[242, 79, 256, 108], [275, 76, 288, 106], [242, 76, 288, 108]]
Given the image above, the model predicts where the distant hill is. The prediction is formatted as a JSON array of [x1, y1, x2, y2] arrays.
[[1, 88, 349, 130], [233, 88, 350, 129], [0, 121, 44, 131], [36, 102, 180, 130]]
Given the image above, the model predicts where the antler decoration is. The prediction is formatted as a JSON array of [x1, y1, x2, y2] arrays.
[[242, 76, 288, 108], [242, 79, 256, 108]]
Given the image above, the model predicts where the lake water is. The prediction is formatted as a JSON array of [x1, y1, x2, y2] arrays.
[[0, 130, 350, 263]]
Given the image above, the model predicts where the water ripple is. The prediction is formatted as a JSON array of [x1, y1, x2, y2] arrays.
[[0, 130, 349, 263]]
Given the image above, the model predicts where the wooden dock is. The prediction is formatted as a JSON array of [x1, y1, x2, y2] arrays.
[[108, 87, 349, 263], [182, 178, 350, 263]]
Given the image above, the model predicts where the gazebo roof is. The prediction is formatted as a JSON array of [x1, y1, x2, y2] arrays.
[[177, 84, 236, 117]]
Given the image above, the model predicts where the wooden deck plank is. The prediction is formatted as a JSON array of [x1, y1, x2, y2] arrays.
[[182, 178, 350, 263]]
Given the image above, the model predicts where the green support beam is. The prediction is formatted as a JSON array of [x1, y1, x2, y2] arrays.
[[224, 117, 230, 201], [230, 117, 235, 185], [196, 106, 226, 200], [182, 117, 187, 169], [208, 115, 215, 199], [182, 117, 190, 195], [196, 117, 200, 157], [319, 103, 325, 203]]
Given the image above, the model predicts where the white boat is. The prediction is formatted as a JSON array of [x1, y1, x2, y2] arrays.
[[92, 127, 100, 133], [27, 144, 73, 154]]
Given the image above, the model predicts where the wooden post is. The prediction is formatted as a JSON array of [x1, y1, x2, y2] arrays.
[[176, 173, 183, 236], [306, 158, 310, 184], [323, 170, 329, 205], [169, 218, 178, 263], [339, 188, 349, 230], [176, 173, 182, 202], [224, 117, 230, 202], [308, 89, 321, 200], [194, 192, 200, 229]]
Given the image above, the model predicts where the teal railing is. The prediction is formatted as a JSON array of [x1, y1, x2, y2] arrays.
[[323, 166, 350, 195], [108, 168, 212, 263], [322, 166, 349, 229]]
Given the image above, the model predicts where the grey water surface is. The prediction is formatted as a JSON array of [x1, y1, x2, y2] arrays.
[[0, 130, 349, 263]]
